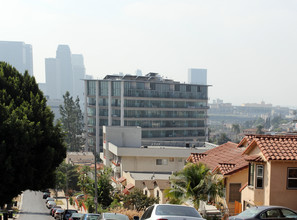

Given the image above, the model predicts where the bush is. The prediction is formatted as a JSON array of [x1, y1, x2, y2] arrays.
[[109, 207, 143, 220]]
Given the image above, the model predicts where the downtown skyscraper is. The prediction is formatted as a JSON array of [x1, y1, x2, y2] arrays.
[[45, 45, 86, 105], [0, 41, 33, 76]]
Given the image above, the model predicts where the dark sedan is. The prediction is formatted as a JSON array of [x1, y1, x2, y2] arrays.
[[229, 206, 297, 220]]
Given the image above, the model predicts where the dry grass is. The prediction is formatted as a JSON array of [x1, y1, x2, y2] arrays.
[[55, 200, 64, 205], [109, 207, 144, 220]]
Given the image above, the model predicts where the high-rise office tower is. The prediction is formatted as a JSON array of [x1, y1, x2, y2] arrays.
[[56, 45, 73, 97], [0, 41, 33, 76], [84, 72, 209, 152], [188, 68, 207, 85], [45, 45, 85, 105], [72, 54, 86, 106]]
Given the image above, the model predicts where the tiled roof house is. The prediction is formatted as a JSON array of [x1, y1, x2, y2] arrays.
[[188, 142, 249, 214], [240, 135, 297, 210]]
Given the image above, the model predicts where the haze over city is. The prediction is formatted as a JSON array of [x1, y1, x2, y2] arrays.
[[1, 0, 297, 107]]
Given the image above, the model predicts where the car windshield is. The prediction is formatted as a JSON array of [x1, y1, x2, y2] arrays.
[[155, 205, 201, 217], [237, 207, 262, 218], [87, 214, 100, 220], [103, 213, 128, 220]]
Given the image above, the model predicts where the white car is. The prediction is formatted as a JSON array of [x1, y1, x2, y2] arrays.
[[46, 200, 56, 209], [140, 204, 205, 220]]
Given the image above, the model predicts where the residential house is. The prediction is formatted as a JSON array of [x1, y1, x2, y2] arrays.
[[240, 135, 297, 210], [102, 126, 213, 203], [187, 142, 249, 215]]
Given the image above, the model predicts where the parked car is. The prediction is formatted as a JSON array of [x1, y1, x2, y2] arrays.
[[140, 204, 205, 220], [63, 209, 78, 220], [229, 206, 297, 220], [69, 213, 84, 220], [50, 205, 62, 216], [99, 213, 129, 220], [80, 213, 101, 220], [54, 208, 65, 220], [43, 192, 50, 199], [46, 200, 56, 209], [45, 197, 55, 203]]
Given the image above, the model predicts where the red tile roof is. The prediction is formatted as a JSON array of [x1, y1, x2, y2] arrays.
[[188, 142, 248, 175], [242, 135, 297, 161], [244, 155, 265, 162], [126, 183, 135, 190], [118, 177, 126, 183], [122, 188, 130, 195], [239, 182, 248, 192]]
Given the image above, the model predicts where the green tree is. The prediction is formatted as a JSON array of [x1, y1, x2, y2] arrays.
[[232, 124, 240, 135], [165, 163, 223, 209], [0, 62, 66, 207], [96, 167, 114, 208], [123, 189, 159, 211], [78, 166, 94, 195], [55, 161, 79, 192], [217, 133, 231, 145], [256, 125, 264, 134], [59, 92, 84, 151]]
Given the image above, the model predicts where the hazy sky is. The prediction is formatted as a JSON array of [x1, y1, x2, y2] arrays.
[[2, 0, 297, 107]]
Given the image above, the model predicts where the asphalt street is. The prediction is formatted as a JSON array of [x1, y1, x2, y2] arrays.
[[18, 190, 53, 220]]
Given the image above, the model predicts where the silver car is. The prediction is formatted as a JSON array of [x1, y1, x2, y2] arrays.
[[229, 206, 297, 220], [140, 204, 205, 220]]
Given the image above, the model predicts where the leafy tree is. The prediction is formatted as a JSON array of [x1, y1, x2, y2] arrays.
[[123, 189, 159, 211], [0, 62, 66, 207], [232, 124, 240, 135], [55, 161, 79, 192], [256, 125, 264, 134], [78, 166, 94, 195], [217, 133, 231, 145], [96, 167, 114, 208], [59, 91, 84, 151], [165, 163, 223, 209]]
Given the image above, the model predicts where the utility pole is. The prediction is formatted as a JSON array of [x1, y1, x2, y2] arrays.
[[94, 149, 98, 213], [66, 164, 69, 210]]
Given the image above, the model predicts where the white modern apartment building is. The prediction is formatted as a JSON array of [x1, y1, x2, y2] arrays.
[[85, 72, 209, 153]]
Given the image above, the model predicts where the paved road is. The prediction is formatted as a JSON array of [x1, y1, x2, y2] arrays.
[[18, 190, 53, 220]]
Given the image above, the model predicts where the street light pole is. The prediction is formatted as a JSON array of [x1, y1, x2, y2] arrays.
[[94, 149, 98, 213]]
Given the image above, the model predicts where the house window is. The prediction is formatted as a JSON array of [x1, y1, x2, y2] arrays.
[[229, 183, 241, 202], [156, 159, 168, 165], [248, 163, 255, 186], [287, 168, 297, 189], [144, 190, 147, 195], [256, 165, 264, 188]]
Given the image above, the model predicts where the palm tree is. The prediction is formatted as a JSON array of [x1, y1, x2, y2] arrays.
[[165, 163, 223, 209]]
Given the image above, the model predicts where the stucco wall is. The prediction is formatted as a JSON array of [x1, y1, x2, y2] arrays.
[[270, 161, 297, 210], [225, 168, 248, 211], [121, 156, 185, 172]]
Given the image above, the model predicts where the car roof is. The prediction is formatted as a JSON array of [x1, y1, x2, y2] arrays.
[[71, 213, 84, 216]]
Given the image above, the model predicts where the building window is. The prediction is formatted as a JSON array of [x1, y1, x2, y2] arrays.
[[287, 168, 297, 189], [256, 165, 264, 188], [248, 163, 255, 186], [178, 158, 183, 162], [229, 183, 241, 202], [156, 159, 168, 165], [156, 190, 160, 198]]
